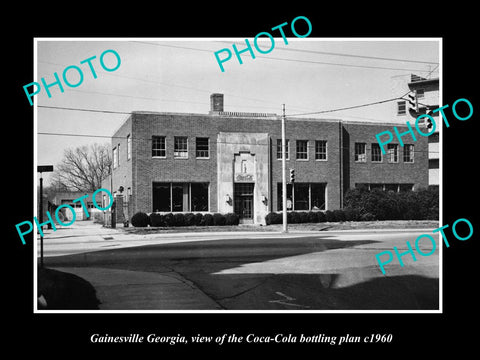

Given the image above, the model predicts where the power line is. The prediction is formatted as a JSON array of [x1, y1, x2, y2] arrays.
[[286, 91, 412, 117], [219, 40, 439, 65], [132, 41, 432, 73], [38, 105, 131, 115]]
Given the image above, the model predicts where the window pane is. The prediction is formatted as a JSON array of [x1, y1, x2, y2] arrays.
[[397, 101, 406, 115], [404, 144, 414, 163], [276, 139, 289, 159], [371, 143, 382, 162], [385, 184, 399, 192], [296, 140, 308, 160], [311, 183, 326, 210], [152, 183, 170, 212], [191, 183, 209, 211], [399, 184, 414, 192], [277, 183, 293, 211], [196, 138, 209, 158], [127, 135, 131, 160], [174, 137, 188, 158], [171, 183, 184, 211], [152, 136, 166, 157], [113, 147, 118, 168], [294, 183, 309, 210], [315, 140, 327, 160], [355, 143, 366, 162], [387, 144, 398, 163]]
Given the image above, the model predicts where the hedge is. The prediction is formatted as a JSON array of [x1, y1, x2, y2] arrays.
[[264, 187, 438, 225], [131, 212, 150, 227], [130, 212, 241, 228], [344, 187, 439, 221]]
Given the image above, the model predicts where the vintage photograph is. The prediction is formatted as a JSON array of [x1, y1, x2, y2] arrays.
[[33, 38, 441, 312]]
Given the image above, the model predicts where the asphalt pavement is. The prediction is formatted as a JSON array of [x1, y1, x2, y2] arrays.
[[37, 220, 440, 311]]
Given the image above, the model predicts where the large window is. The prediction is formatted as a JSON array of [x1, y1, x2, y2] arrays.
[[277, 183, 326, 211], [174, 136, 188, 158], [371, 143, 383, 162], [296, 140, 308, 160], [294, 183, 310, 210], [276, 139, 290, 160], [152, 182, 209, 212], [191, 183, 209, 211], [404, 144, 414, 163], [355, 143, 366, 162], [315, 140, 327, 160], [152, 136, 166, 157], [387, 144, 398, 163], [277, 183, 293, 210], [196, 137, 209, 158]]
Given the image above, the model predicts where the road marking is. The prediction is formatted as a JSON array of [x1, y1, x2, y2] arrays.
[[269, 291, 311, 308]]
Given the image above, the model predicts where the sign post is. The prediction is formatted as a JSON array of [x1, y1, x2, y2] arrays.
[[37, 165, 54, 268]]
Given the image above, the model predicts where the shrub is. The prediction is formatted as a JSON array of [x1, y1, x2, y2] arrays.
[[343, 187, 439, 221], [298, 211, 309, 223], [203, 213, 214, 226], [316, 211, 326, 223], [184, 213, 196, 226], [307, 211, 318, 223], [325, 210, 336, 222], [149, 213, 164, 227], [333, 209, 346, 222], [225, 213, 240, 225], [344, 208, 360, 222], [131, 212, 150, 227], [265, 212, 282, 225], [194, 213, 205, 226], [173, 213, 185, 227], [360, 212, 376, 221], [213, 213, 226, 226], [163, 213, 174, 227], [289, 211, 301, 224]]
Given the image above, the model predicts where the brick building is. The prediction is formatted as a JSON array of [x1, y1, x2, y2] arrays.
[[103, 93, 429, 225]]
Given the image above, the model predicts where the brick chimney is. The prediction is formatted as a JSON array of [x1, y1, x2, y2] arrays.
[[210, 93, 224, 113]]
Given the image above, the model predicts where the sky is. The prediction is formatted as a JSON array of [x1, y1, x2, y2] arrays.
[[35, 38, 440, 185]]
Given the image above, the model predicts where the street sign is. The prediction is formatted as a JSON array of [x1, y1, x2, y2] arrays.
[[37, 165, 54, 173]]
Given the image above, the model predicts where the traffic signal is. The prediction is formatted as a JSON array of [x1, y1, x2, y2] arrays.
[[289, 168, 295, 183]]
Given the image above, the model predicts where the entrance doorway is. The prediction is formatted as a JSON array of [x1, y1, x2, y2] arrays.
[[234, 183, 254, 224]]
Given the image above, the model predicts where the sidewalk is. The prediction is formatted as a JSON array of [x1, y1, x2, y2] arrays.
[[48, 266, 222, 310]]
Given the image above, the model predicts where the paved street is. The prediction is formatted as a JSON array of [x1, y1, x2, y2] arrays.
[[39, 221, 440, 311]]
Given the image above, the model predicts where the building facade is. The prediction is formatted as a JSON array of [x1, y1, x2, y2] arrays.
[[104, 94, 429, 225]]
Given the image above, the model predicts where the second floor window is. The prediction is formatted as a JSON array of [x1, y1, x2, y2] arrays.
[[397, 101, 406, 115], [404, 144, 415, 163], [196, 137, 209, 158], [371, 143, 383, 162], [296, 140, 308, 160], [152, 136, 166, 157], [355, 143, 366, 162], [112, 147, 118, 169], [387, 144, 398, 163], [315, 140, 327, 160], [174, 136, 188, 158]]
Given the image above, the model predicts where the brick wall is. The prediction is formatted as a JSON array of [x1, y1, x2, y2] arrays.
[[110, 111, 430, 216], [342, 121, 429, 192]]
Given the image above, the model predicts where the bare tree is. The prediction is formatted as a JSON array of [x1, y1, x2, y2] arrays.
[[50, 143, 112, 192]]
